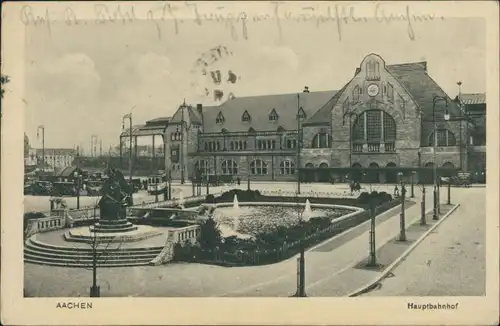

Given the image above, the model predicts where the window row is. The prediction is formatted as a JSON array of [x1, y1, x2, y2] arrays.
[[428, 129, 457, 147], [171, 132, 183, 141], [194, 159, 296, 175], [216, 108, 307, 125]]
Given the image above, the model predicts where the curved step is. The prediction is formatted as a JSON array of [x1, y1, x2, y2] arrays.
[[28, 238, 163, 253], [24, 252, 154, 264], [24, 237, 166, 267], [24, 258, 150, 268], [24, 247, 161, 260]]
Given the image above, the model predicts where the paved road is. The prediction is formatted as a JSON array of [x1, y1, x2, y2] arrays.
[[361, 187, 486, 296]]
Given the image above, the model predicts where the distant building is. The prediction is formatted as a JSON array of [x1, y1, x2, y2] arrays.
[[35, 148, 76, 169]]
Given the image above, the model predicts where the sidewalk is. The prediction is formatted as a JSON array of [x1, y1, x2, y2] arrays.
[[306, 203, 458, 297], [223, 191, 435, 297]]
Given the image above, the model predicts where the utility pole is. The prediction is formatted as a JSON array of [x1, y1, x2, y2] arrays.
[[368, 199, 376, 266], [76, 146, 80, 209], [399, 173, 407, 241], [90, 204, 100, 297], [180, 100, 186, 184], [91, 135, 98, 158], [37, 125, 45, 174], [123, 111, 133, 204]]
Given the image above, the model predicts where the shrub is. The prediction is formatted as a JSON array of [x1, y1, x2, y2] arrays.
[[24, 212, 46, 220], [205, 194, 215, 203]]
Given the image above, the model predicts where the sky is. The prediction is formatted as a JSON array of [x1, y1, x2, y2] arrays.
[[22, 2, 486, 153]]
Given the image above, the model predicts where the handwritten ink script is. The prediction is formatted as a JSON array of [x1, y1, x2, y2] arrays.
[[20, 3, 443, 41]]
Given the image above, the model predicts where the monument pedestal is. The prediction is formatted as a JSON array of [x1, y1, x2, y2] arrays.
[[89, 219, 138, 233]]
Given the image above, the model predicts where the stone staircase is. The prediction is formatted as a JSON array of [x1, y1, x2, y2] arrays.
[[149, 236, 175, 266], [24, 237, 164, 267]]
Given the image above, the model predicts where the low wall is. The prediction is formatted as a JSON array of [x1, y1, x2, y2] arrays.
[[149, 225, 201, 265], [25, 216, 66, 237], [258, 189, 358, 199]]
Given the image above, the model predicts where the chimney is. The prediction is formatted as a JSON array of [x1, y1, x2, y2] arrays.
[[196, 104, 203, 114]]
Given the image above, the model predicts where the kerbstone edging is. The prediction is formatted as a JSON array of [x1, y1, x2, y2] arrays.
[[347, 203, 461, 297]]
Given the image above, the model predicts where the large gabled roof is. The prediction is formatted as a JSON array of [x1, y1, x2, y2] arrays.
[[386, 62, 463, 120], [459, 93, 486, 106], [201, 90, 337, 133], [170, 105, 203, 125], [303, 84, 348, 126]]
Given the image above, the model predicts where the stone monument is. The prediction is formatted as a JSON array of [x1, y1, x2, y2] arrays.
[[89, 166, 137, 233]]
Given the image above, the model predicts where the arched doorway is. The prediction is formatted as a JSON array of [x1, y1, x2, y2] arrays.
[[304, 162, 314, 183], [318, 162, 329, 182], [368, 162, 380, 183], [422, 162, 434, 184], [351, 163, 362, 182], [386, 162, 397, 183], [442, 162, 455, 177]]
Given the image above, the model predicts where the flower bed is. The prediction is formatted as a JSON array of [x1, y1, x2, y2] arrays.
[[173, 189, 400, 266]]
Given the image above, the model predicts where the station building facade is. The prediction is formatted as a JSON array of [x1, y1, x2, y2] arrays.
[[123, 54, 486, 183]]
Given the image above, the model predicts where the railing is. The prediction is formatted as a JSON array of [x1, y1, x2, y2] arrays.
[[150, 225, 201, 265], [25, 216, 67, 237], [384, 142, 396, 152], [258, 189, 358, 199], [352, 144, 363, 153], [367, 143, 380, 153]]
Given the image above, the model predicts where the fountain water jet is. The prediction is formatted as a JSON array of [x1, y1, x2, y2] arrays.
[[233, 194, 240, 210], [232, 194, 240, 230], [302, 199, 313, 221]]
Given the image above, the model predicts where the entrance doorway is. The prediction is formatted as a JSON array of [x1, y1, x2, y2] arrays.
[[386, 162, 397, 183]]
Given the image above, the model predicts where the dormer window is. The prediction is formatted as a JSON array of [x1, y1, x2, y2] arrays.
[[269, 109, 279, 121], [216, 111, 225, 124], [297, 107, 306, 120], [242, 110, 251, 122]]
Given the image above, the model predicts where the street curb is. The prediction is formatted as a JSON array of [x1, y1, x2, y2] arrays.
[[346, 203, 461, 297]]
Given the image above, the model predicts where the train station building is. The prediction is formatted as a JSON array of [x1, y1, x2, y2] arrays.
[[119, 53, 486, 183]]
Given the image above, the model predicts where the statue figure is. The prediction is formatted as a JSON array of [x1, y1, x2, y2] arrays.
[[98, 166, 132, 220]]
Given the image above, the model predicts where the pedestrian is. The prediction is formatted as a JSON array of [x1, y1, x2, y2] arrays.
[[394, 184, 400, 197], [237, 177, 241, 185]]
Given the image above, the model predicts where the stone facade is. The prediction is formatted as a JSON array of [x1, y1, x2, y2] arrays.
[[160, 54, 485, 183]]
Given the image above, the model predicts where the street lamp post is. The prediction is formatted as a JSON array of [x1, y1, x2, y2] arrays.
[[122, 112, 134, 205], [368, 196, 377, 266], [37, 125, 45, 175], [74, 146, 81, 209], [294, 196, 306, 297], [296, 94, 302, 195], [180, 102, 186, 185], [420, 181, 426, 225], [447, 181, 451, 205], [410, 171, 415, 198], [432, 96, 449, 220], [398, 172, 407, 242]]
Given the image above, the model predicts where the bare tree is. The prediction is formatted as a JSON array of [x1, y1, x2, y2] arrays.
[[67, 197, 125, 297]]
